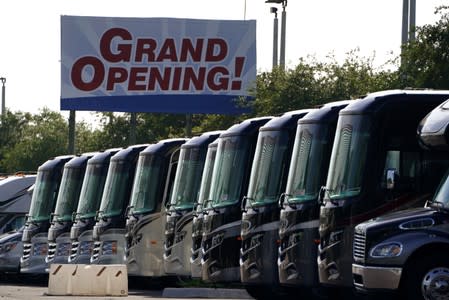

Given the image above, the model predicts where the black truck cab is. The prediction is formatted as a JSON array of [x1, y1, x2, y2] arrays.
[[318, 90, 449, 291], [352, 97, 449, 300]]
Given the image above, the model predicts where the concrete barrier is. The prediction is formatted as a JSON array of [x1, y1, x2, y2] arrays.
[[47, 264, 128, 296]]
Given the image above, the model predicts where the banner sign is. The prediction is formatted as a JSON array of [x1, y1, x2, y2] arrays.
[[60, 16, 256, 114]]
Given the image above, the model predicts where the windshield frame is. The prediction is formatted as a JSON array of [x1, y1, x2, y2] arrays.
[[28, 170, 60, 222], [53, 166, 86, 222]]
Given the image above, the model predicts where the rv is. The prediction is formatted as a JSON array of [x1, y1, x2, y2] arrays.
[[45, 152, 97, 266], [125, 139, 186, 277], [164, 131, 222, 277], [20, 155, 74, 274], [352, 98, 449, 300], [317, 90, 449, 293], [239, 109, 315, 298], [90, 144, 148, 265], [68, 148, 121, 264], [276, 101, 351, 296], [201, 116, 272, 283]]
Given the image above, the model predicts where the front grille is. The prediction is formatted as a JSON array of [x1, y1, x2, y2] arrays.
[[22, 242, 32, 260], [70, 241, 79, 260], [353, 231, 366, 261], [91, 241, 101, 261]]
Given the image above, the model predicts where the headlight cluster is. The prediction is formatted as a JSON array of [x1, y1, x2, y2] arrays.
[[32, 243, 48, 256], [370, 242, 402, 258], [56, 243, 71, 256], [211, 233, 224, 248], [329, 230, 343, 244], [79, 241, 93, 255], [0, 241, 18, 254], [101, 241, 117, 255]]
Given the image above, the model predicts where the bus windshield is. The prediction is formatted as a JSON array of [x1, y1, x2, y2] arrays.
[[170, 147, 206, 210], [28, 170, 60, 222], [246, 130, 289, 206], [210, 136, 250, 208], [53, 167, 85, 222], [76, 162, 109, 219], [197, 146, 218, 212], [129, 154, 164, 215], [325, 114, 371, 200], [99, 160, 133, 218], [285, 123, 330, 203]]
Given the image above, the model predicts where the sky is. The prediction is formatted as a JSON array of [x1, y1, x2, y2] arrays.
[[0, 0, 447, 122]]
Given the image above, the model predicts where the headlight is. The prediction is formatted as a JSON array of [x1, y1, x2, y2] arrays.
[[56, 243, 71, 256], [101, 241, 117, 255], [329, 230, 343, 244], [211, 233, 224, 247], [0, 241, 18, 254], [32, 243, 48, 256], [370, 242, 403, 258], [79, 241, 93, 255]]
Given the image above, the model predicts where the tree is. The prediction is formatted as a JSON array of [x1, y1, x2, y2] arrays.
[[400, 6, 449, 89]]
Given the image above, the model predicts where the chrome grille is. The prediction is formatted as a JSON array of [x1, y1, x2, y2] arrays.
[[353, 231, 366, 261]]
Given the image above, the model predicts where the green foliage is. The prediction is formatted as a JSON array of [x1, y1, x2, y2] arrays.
[[400, 6, 449, 89]]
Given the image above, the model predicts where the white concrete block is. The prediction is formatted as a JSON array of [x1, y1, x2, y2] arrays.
[[48, 264, 128, 296]]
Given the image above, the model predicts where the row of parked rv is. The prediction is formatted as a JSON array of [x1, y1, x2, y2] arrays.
[[1, 89, 449, 300]]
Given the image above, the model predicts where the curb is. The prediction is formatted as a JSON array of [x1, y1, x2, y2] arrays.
[[162, 287, 253, 299]]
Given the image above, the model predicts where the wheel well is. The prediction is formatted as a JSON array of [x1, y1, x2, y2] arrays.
[[400, 242, 449, 287]]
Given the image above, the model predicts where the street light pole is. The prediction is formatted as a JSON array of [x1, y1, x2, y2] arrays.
[[0, 77, 5, 119], [271, 7, 279, 69], [266, 0, 287, 70]]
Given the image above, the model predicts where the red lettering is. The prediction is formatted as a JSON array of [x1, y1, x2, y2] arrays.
[[205, 39, 228, 62], [148, 67, 171, 90], [71, 56, 104, 91], [207, 67, 229, 91], [135, 39, 157, 62], [183, 67, 206, 90], [172, 67, 183, 90], [180, 39, 204, 62], [128, 67, 148, 91], [106, 67, 128, 90], [100, 28, 132, 63], [157, 39, 178, 61]]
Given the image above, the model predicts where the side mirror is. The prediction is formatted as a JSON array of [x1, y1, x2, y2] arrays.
[[278, 193, 286, 208], [386, 168, 397, 190], [241, 196, 248, 212], [318, 186, 326, 206]]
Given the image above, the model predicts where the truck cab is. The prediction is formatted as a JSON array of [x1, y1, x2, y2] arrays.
[[201, 116, 272, 283], [90, 144, 148, 265], [239, 109, 315, 298], [45, 152, 97, 266], [125, 138, 186, 277], [164, 131, 222, 277], [68, 148, 121, 264], [20, 155, 74, 274], [352, 98, 449, 300], [317, 90, 449, 292]]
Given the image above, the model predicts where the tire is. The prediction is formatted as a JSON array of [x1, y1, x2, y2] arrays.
[[402, 255, 449, 300]]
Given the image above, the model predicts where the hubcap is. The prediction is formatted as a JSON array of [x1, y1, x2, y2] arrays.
[[422, 267, 449, 300]]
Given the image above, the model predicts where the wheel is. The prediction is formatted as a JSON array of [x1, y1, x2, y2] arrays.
[[403, 255, 449, 300]]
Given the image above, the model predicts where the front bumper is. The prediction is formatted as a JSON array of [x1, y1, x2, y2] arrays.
[[352, 263, 402, 292]]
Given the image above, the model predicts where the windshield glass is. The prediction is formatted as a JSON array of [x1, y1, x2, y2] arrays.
[[53, 167, 85, 222], [285, 123, 330, 202], [196, 146, 218, 212], [170, 147, 206, 210], [129, 154, 164, 214], [432, 169, 449, 207], [99, 159, 133, 218], [246, 130, 290, 206], [28, 170, 60, 222], [210, 136, 250, 207], [76, 162, 109, 219], [325, 114, 371, 200]]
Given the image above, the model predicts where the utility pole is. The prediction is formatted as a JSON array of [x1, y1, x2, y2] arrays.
[[0, 77, 6, 119], [271, 7, 279, 69]]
